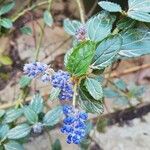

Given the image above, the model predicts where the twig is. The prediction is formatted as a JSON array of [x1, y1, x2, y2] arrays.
[[45, 129, 53, 150], [0, 64, 150, 110], [12, 1, 49, 22], [35, 0, 53, 61], [76, 0, 85, 23], [72, 83, 77, 106], [86, 0, 98, 18], [92, 102, 150, 126], [105, 63, 150, 78]]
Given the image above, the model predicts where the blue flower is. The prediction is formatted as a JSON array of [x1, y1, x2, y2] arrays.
[[41, 73, 51, 82], [24, 62, 47, 78], [51, 70, 73, 101], [61, 105, 88, 144]]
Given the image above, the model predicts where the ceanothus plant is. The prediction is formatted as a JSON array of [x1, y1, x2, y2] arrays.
[[0, 0, 150, 149]]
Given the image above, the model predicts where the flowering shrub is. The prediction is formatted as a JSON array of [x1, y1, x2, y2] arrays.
[[0, 0, 150, 149]]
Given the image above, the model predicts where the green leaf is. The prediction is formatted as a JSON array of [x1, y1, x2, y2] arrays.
[[20, 26, 32, 35], [63, 18, 81, 35], [30, 94, 44, 114], [116, 17, 136, 31], [113, 96, 129, 106], [128, 0, 150, 12], [103, 87, 119, 98], [0, 2, 15, 15], [19, 75, 31, 88], [119, 27, 150, 58], [0, 124, 9, 139], [0, 18, 12, 29], [49, 87, 61, 101], [0, 145, 3, 150], [98, 1, 122, 12], [0, 55, 12, 65], [43, 10, 53, 27], [85, 121, 93, 134], [86, 12, 116, 42], [3, 108, 23, 123], [43, 106, 63, 126], [127, 0, 150, 22], [4, 141, 24, 150], [79, 86, 104, 114], [128, 11, 150, 23], [114, 79, 127, 91], [129, 85, 145, 98], [80, 139, 91, 150], [52, 139, 62, 150], [64, 48, 73, 67], [91, 35, 122, 69], [66, 41, 95, 76], [85, 78, 103, 100], [0, 109, 5, 118], [7, 124, 31, 140], [24, 106, 38, 124]]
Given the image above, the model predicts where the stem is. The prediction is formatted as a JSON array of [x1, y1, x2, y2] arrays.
[[35, 0, 52, 61], [12, 1, 49, 22], [105, 63, 150, 78], [45, 129, 53, 150], [0, 64, 149, 110], [76, 0, 85, 23], [72, 83, 77, 107]]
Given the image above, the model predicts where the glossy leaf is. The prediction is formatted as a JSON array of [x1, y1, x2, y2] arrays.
[[19, 75, 31, 88], [79, 86, 104, 114], [52, 139, 62, 150], [43, 10, 53, 27], [7, 124, 31, 140], [113, 97, 129, 106], [30, 94, 44, 114], [85, 121, 93, 134], [24, 106, 38, 124], [127, 0, 150, 22], [4, 141, 24, 150], [43, 106, 63, 126], [85, 78, 103, 100], [0, 2, 15, 15], [103, 87, 119, 98], [116, 17, 136, 31], [119, 27, 150, 58], [20, 26, 32, 35], [128, 11, 150, 23], [3, 108, 23, 123], [64, 48, 73, 67], [98, 1, 122, 12], [0, 124, 9, 139], [0, 109, 5, 118], [114, 79, 127, 91], [86, 12, 116, 42], [66, 41, 95, 76], [49, 87, 61, 101], [0, 18, 12, 28], [128, 0, 150, 13], [91, 35, 122, 69], [63, 18, 81, 35]]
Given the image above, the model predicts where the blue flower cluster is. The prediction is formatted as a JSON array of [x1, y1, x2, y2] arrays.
[[41, 73, 51, 82], [51, 70, 73, 101], [24, 62, 48, 78], [61, 105, 88, 144], [75, 25, 87, 41]]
